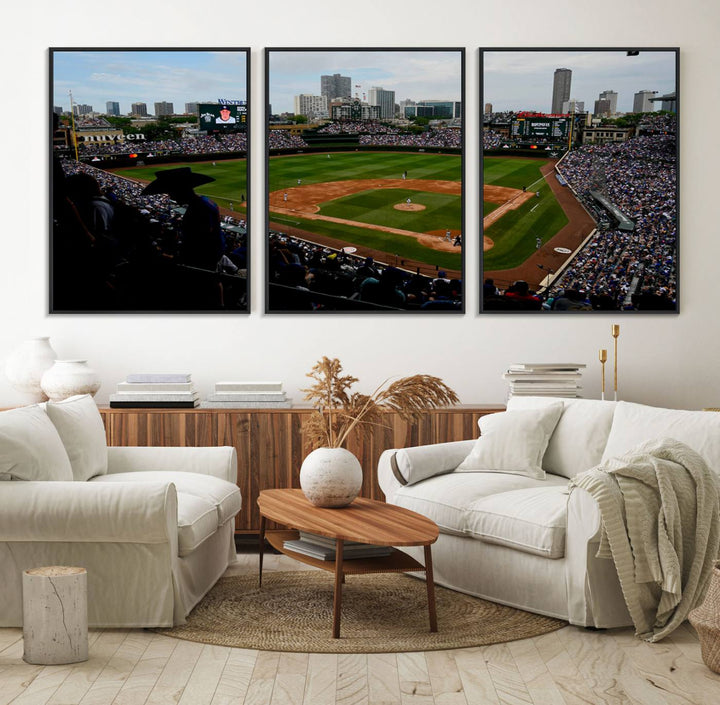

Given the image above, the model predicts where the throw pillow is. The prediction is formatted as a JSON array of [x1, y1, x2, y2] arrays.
[[45, 394, 108, 481], [0, 405, 73, 481], [392, 440, 476, 485], [456, 404, 564, 479]]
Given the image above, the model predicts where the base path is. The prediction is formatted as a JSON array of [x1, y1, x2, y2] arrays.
[[270, 178, 461, 254], [484, 161, 596, 290]]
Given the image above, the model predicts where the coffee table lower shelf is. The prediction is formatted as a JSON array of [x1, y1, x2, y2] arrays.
[[265, 529, 425, 574]]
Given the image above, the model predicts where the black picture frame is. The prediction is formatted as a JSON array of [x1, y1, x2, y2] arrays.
[[265, 47, 465, 313], [50, 47, 250, 313], [480, 47, 679, 314]]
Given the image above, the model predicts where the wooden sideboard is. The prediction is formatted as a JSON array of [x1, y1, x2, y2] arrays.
[[99, 405, 504, 533]]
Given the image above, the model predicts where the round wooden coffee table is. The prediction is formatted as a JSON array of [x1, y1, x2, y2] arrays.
[[257, 488, 439, 639]]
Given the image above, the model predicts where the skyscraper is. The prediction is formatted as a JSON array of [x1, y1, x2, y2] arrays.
[[154, 101, 174, 117], [633, 90, 657, 113], [367, 87, 395, 119], [294, 94, 329, 121], [321, 73, 351, 101], [106, 101, 120, 116], [131, 102, 148, 117], [551, 68, 572, 114], [598, 90, 618, 115]]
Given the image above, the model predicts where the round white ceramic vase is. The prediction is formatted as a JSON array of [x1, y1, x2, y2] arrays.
[[4, 337, 58, 402], [299, 447, 363, 508], [40, 360, 101, 402]]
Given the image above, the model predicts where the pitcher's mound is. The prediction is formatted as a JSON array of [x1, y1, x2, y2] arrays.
[[394, 203, 426, 211]]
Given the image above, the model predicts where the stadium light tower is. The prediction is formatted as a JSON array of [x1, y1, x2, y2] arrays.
[[68, 90, 79, 161]]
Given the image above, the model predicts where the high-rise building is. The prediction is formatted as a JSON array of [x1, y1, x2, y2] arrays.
[[598, 90, 618, 115], [551, 68, 572, 114], [321, 73, 351, 101], [403, 100, 460, 120], [131, 102, 148, 117], [73, 104, 93, 116], [593, 98, 612, 117], [185, 102, 199, 115], [53, 106, 63, 116], [484, 103, 493, 114], [106, 101, 120, 116], [367, 87, 395, 119], [633, 90, 657, 113], [561, 99, 585, 114], [154, 101, 174, 117], [294, 94, 329, 120]]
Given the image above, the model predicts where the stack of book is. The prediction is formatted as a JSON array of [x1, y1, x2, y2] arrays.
[[283, 531, 393, 561], [109, 373, 199, 408], [502, 363, 586, 399], [200, 381, 292, 408]]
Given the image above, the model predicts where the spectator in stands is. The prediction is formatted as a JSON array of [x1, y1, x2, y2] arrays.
[[503, 280, 542, 310], [359, 267, 406, 308], [142, 167, 225, 271]]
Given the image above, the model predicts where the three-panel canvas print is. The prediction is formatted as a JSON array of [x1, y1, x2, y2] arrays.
[[49, 47, 678, 314]]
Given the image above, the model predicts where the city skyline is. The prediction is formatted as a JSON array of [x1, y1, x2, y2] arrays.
[[52, 50, 248, 115], [268, 50, 462, 115], [483, 50, 677, 114]]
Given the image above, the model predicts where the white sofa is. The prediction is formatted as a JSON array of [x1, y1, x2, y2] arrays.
[[0, 395, 241, 628], [378, 397, 720, 628]]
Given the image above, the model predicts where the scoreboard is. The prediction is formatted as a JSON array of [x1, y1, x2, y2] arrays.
[[511, 116, 570, 140], [198, 103, 247, 131]]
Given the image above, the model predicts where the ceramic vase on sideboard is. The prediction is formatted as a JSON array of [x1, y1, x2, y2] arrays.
[[4, 337, 58, 403], [40, 360, 101, 402], [299, 447, 363, 508]]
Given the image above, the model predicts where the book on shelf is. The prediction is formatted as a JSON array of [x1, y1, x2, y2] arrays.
[[507, 363, 586, 371], [109, 400, 200, 409], [125, 373, 192, 384], [110, 392, 199, 403], [282, 538, 393, 561], [214, 381, 283, 392], [206, 392, 287, 402], [199, 400, 293, 409], [117, 382, 195, 393], [298, 531, 365, 548]]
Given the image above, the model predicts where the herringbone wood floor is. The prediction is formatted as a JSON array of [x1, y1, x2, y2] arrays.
[[1, 553, 718, 705]]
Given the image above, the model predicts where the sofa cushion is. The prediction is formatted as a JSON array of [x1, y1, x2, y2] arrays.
[[0, 405, 73, 481], [91, 471, 241, 525], [393, 471, 568, 536], [465, 486, 570, 558], [508, 396, 617, 478], [392, 440, 476, 486], [45, 394, 108, 481], [456, 404, 563, 479], [176, 492, 220, 556], [601, 402, 720, 476]]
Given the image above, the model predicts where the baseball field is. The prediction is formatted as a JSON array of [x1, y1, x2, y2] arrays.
[[268, 151, 463, 274]]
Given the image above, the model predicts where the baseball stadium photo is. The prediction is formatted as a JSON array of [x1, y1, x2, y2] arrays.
[[481, 49, 678, 312], [51, 49, 250, 312], [266, 49, 464, 312]]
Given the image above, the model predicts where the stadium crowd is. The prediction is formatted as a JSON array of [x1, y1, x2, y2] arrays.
[[268, 231, 461, 311], [486, 117, 677, 311], [74, 133, 248, 157], [482, 129, 504, 150], [316, 121, 398, 135], [359, 128, 461, 149], [53, 159, 247, 311], [267, 131, 309, 150]]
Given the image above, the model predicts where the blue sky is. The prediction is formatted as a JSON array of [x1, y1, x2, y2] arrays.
[[52, 50, 247, 114], [483, 50, 677, 114], [268, 50, 462, 114]]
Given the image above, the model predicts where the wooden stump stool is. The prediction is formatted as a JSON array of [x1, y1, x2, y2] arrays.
[[22, 566, 88, 665], [689, 563, 720, 673]]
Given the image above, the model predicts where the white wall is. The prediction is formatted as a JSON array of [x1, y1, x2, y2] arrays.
[[1, 0, 718, 410]]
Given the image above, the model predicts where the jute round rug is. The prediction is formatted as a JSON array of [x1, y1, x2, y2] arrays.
[[155, 571, 566, 653]]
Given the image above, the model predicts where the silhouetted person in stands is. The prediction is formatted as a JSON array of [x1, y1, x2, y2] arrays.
[[504, 280, 542, 310]]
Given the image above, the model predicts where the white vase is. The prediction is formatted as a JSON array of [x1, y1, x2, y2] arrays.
[[299, 447, 363, 508], [4, 337, 58, 402], [40, 360, 101, 402]]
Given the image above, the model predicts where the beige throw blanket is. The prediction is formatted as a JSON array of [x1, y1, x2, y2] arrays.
[[570, 438, 720, 641]]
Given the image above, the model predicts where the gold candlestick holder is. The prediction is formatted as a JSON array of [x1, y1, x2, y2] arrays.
[[611, 324, 620, 401], [599, 349, 607, 401]]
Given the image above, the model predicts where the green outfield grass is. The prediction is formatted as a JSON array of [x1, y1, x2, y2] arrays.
[[319, 189, 461, 233], [268, 151, 461, 191], [111, 160, 248, 212], [269, 151, 462, 268], [482, 157, 567, 270], [270, 212, 462, 271]]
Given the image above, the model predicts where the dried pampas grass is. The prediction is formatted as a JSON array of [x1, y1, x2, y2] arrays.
[[302, 356, 459, 450]]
